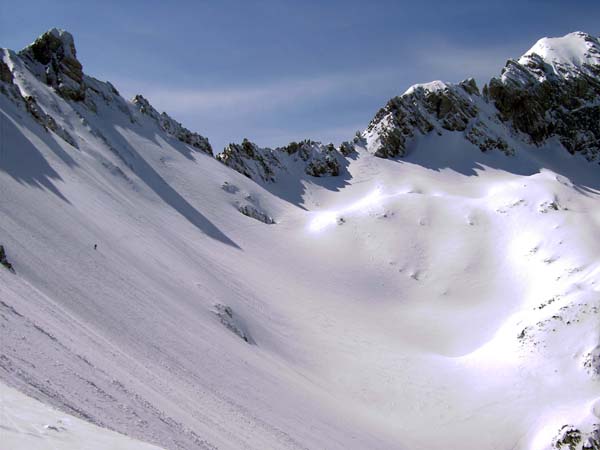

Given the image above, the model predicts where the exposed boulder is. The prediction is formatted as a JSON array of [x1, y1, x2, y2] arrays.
[[237, 204, 275, 224], [213, 304, 253, 344], [221, 181, 239, 194]]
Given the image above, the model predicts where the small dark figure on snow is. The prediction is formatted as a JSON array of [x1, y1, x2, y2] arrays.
[[0, 245, 15, 273], [94, 244, 97, 250]]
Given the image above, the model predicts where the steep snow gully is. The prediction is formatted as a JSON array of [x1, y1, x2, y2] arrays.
[[1, 29, 600, 450]]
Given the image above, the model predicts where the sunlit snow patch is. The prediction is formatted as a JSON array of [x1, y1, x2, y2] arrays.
[[309, 211, 338, 232], [308, 187, 384, 232]]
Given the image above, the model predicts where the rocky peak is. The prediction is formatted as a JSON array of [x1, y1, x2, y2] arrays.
[[364, 31, 600, 162], [363, 77, 507, 158], [1, 29, 213, 158], [24, 28, 78, 65], [505, 32, 600, 84], [19, 28, 84, 101], [488, 32, 600, 159]]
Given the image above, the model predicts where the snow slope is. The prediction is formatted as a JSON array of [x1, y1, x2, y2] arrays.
[[0, 381, 161, 450], [1, 30, 599, 450], [517, 31, 600, 81]]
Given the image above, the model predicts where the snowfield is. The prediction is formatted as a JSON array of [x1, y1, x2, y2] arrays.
[[1, 30, 600, 450], [0, 381, 161, 449]]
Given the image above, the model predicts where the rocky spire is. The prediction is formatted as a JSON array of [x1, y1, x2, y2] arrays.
[[19, 28, 85, 101]]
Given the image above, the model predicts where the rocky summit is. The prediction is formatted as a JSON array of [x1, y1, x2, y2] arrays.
[[365, 32, 600, 164], [19, 28, 85, 101]]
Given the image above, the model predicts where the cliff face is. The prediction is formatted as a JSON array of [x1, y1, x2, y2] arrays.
[[363, 79, 513, 159]]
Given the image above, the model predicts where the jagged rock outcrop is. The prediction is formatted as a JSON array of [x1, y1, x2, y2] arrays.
[[0, 60, 13, 84], [213, 304, 253, 343], [552, 424, 600, 450], [584, 345, 600, 377], [216, 138, 344, 183], [365, 79, 512, 158], [23, 95, 79, 147], [364, 32, 600, 162], [487, 32, 600, 160], [19, 28, 85, 101], [297, 142, 342, 177], [132, 95, 213, 155], [237, 204, 275, 224], [217, 139, 281, 182], [0, 55, 79, 148], [338, 140, 356, 156]]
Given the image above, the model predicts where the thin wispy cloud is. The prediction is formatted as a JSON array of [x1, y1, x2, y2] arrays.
[[410, 41, 527, 85], [113, 69, 399, 117], [107, 38, 518, 151]]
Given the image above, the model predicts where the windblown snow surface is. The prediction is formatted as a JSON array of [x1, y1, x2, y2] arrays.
[[1, 34, 600, 450], [0, 382, 161, 449]]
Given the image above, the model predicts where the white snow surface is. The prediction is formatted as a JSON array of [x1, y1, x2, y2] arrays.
[[0, 381, 161, 449], [517, 31, 600, 81], [1, 33, 600, 450], [403, 80, 448, 96]]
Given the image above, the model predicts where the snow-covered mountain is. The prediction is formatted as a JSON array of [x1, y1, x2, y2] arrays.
[[1, 29, 599, 450], [363, 32, 600, 162]]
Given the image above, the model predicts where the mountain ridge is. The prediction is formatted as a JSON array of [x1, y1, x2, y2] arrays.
[[1, 28, 599, 450], [3, 29, 599, 193]]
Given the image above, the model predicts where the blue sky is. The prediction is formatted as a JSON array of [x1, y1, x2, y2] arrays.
[[2, 0, 599, 151]]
